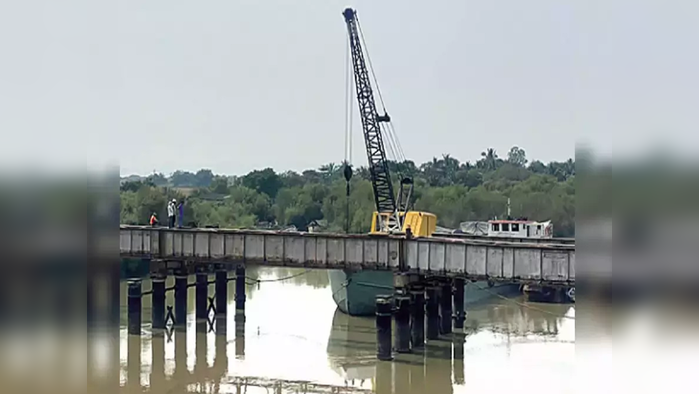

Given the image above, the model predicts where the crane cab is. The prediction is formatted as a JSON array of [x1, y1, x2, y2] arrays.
[[370, 211, 437, 237]]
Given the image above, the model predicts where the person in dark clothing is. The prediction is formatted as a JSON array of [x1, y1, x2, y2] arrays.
[[177, 200, 184, 228]]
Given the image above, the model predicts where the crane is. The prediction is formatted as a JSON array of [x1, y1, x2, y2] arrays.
[[342, 8, 436, 236]]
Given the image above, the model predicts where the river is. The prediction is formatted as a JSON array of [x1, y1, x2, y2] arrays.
[[112, 267, 575, 393]]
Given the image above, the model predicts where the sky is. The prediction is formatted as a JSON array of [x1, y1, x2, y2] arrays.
[[0, 0, 696, 176]]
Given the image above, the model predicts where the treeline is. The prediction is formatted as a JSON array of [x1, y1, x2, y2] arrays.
[[120, 146, 575, 237]]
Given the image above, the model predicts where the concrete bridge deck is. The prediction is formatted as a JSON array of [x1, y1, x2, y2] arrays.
[[120, 225, 575, 285]]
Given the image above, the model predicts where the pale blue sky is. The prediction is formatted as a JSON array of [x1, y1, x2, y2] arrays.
[[0, 0, 696, 176]]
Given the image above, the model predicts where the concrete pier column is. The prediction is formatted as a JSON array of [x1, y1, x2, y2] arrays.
[[394, 295, 411, 353], [410, 285, 425, 348], [425, 286, 440, 340], [375, 296, 393, 361], [196, 271, 208, 320], [174, 273, 188, 327], [215, 266, 228, 316], [453, 278, 465, 329], [235, 265, 246, 315], [127, 280, 142, 336], [151, 275, 166, 330], [439, 283, 452, 334]]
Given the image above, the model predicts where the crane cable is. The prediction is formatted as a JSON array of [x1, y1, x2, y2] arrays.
[[355, 15, 408, 175], [344, 33, 353, 166]]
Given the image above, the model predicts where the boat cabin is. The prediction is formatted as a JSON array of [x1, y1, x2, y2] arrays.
[[487, 219, 552, 239]]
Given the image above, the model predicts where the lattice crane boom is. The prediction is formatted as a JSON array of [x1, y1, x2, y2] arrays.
[[342, 8, 400, 232]]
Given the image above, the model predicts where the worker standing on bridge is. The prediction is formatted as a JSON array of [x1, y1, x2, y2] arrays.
[[177, 200, 184, 228], [149, 212, 158, 227], [167, 199, 176, 228]]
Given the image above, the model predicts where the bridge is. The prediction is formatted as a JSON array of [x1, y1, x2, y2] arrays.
[[120, 225, 575, 285]]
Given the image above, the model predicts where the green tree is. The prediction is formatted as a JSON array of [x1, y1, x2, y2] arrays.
[[120, 145, 575, 237], [506, 146, 528, 167], [241, 168, 282, 198]]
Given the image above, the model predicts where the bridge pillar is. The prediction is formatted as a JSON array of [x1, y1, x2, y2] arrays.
[[410, 284, 425, 348], [394, 295, 411, 353], [215, 265, 228, 316], [127, 279, 142, 336], [234, 265, 246, 322], [195, 270, 208, 320], [453, 278, 465, 329], [151, 274, 166, 330], [174, 272, 188, 327], [425, 286, 440, 340], [375, 296, 393, 360], [439, 283, 453, 335]]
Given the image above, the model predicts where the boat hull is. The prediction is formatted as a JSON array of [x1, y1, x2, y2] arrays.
[[121, 258, 150, 279], [328, 269, 521, 316], [523, 284, 575, 303]]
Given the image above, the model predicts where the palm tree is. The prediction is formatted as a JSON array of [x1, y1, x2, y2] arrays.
[[441, 154, 461, 183], [480, 148, 498, 171], [318, 163, 339, 181]]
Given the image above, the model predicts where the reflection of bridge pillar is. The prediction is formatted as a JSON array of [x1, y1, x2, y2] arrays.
[[174, 327, 187, 379], [375, 359, 392, 394], [409, 352, 426, 394], [126, 335, 141, 392], [150, 333, 165, 392], [151, 274, 166, 330], [235, 315, 245, 357], [425, 346, 453, 394], [393, 361, 410, 394], [426, 287, 440, 340], [174, 272, 188, 327], [452, 334, 465, 385], [439, 283, 452, 334], [213, 318, 228, 384], [410, 285, 425, 349], [195, 321, 207, 377], [453, 278, 465, 329], [196, 270, 209, 320]]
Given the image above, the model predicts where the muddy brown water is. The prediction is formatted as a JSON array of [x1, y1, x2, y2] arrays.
[[107, 267, 575, 393]]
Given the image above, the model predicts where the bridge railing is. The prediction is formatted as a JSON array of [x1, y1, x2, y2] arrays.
[[120, 225, 575, 285]]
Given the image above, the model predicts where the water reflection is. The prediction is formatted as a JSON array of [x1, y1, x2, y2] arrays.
[[113, 267, 574, 393]]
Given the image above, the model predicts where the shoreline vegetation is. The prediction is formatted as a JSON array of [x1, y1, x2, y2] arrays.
[[120, 146, 575, 237]]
